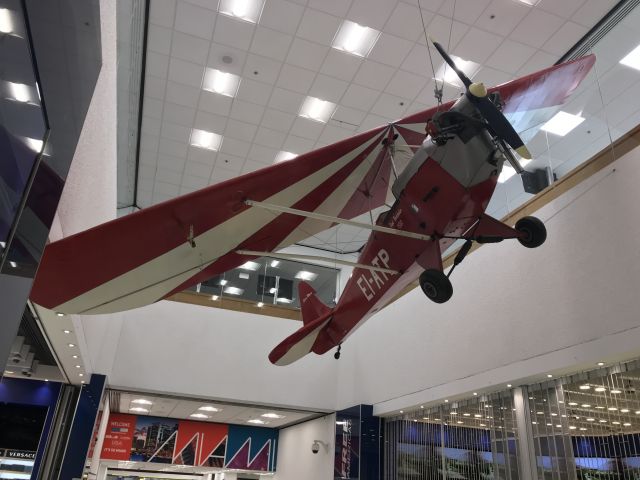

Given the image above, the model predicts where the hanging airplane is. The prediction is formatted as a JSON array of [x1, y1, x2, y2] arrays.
[[30, 41, 595, 365]]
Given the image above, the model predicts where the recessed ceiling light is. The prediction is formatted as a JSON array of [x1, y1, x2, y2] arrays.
[[580, 427, 587, 431], [624, 422, 632, 427], [68, 343, 75, 348], [274, 151, 297, 163], [600, 419, 607, 423], [211, 295, 219, 301], [58, 313, 65, 318], [597, 362, 605, 366], [473, 392, 478, 396], [276, 297, 292, 303], [474, 414, 482, 418], [75, 365, 81, 368], [581, 404, 591, 408], [247, 419, 265, 424], [608, 407, 618, 411], [551, 413, 557, 417], [400, 410, 403, 413], [547, 374, 553, 378], [541, 111, 585, 136], [456, 421, 463, 424], [132, 399, 152, 405], [332, 20, 380, 57], [190, 129, 222, 151], [636, 411, 640, 415], [240, 261, 260, 271], [621, 409, 630, 413], [72, 355, 78, 359], [218, 0, 265, 23], [444, 399, 448, 403], [463, 413, 470, 416], [4, 371, 14, 375], [610, 389, 622, 394], [537, 411, 543, 415], [299, 96, 336, 123], [595, 406, 605, 409], [579, 385, 591, 390], [202, 68, 240, 97], [257, 302, 264, 307], [587, 418, 595, 422], [8, 261, 16, 268], [8, 82, 31, 102], [81, 380, 85, 384], [569, 426, 576, 430], [63, 329, 71, 334], [435, 55, 480, 87], [224, 286, 244, 295], [450, 412, 457, 415], [239, 272, 250, 280], [270, 260, 280, 267], [190, 413, 209, 419], [568, 402, 578, 406], [556, 424, 562, 428], [219, 279, 228, 286], [612, 421, 621, 425], [262, 412, 285, 419], [507, 384, 512, 388], [78, 373, 84, 377], [295, 270, 318, 281], [130, 407, 149, 413], [498, 159, 532, 183], [620, 44, 640, 71], [0, 8, 14, 33], [198, 406, 220, 412], [595, 387, 606, 392]]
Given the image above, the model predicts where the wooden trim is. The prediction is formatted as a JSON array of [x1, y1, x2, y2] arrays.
[[169, 125, 640, 320]]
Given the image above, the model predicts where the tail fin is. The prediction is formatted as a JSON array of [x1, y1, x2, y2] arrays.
[[298, 281, 330, 326]]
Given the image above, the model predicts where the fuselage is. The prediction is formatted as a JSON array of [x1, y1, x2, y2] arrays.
[[312, 95, 508, 354]]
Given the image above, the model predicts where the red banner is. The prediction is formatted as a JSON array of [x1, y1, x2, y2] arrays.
[[100, 413, 136, 460]]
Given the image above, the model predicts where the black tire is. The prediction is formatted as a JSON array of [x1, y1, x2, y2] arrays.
[[334, 351, 341, 360], [515, 216, 547, 248], [419, 269, 453, 304]]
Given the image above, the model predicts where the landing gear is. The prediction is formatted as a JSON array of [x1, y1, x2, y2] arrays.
[[334, 345, 341, 360], [419, 269, 453, 304], [515, 216, 547, 248]]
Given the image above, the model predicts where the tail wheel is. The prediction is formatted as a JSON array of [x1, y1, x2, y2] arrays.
[[419, 269, 453, 304], [515, 216, 547, 248]]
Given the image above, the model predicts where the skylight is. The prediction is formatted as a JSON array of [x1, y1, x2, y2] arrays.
[[332, 20, 380, 58], [218, 0, 264, 24], [541, 111, 585, 136], [202, 68, 241, 97], [299, 96, 336, 123]]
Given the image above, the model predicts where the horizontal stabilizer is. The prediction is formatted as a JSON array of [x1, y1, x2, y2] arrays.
[[269, 311, 332, 366]]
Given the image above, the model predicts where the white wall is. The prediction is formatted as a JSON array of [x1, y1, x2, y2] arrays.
[[336, 143, 640, 414], [273, 414, 335, 480]]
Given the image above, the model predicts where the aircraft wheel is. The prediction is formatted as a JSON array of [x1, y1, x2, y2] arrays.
[[515, 216, 547, 248], [419, 269, 453, 304]]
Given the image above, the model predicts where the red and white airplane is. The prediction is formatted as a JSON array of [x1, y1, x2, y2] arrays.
[[30, 42, 595, 365]]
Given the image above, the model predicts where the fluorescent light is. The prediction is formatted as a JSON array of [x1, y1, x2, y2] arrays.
[[0, 8, 13, 33], [239, 272, 250, 280], [612, 421, 620, 425], [295, 270, 318, 281], [581, 404, 591, 408], [569, 426, 576, 430], [595, 406, 605, 409], [247, 419, 265, 424], [624, 422, 631, 427], [611, 389, 622, 394], [25, 137, 44, 152], [274, 151, 297, 163], [190, 128, 222, 151], [608, 407, 618, 411], [600, 419, 607, 423], [435, 56, 480, 87], [130, 407, 149, 413], [587, 418, 595, 422], [202, 68, 241, 97], [261, 412, 285, 419], [8, 260, 17, 268], [595, 387, 606, 392], [547, 374, 553, 378], [75, 365, 81, 368], [449, 412, 457, 415], [597, 362, 605, 366], [515, 0, 541, 5], [190, 413, 209, 419], [72, 355, 78, 359], [68, 343, 75, 348], [78, 373, 84, 377], [568, 402, 578, 406], [132, 399, 153, 405], [8, 82, 30, 102], [198, 406, 220, 412], [299, 96, 336, 123], [507, 384, 512, 388], [579, 385, 591, 390], [218, 0, 264, 23], [541, 111, 585, 136], [276, 297, 292, 303], [219, 279, 228, 286], [240, 261, 260, 271], [270, 260, 280, 267], [620, 44, 640, 71], [332, 20, 380, 57], [621, 409, 630, 413], [4, 371, 14, 375], [463, 413, 470, 416], [224, 286, 244, 295]]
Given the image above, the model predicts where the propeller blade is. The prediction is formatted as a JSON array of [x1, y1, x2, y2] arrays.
[[430, 38, 471, 88]]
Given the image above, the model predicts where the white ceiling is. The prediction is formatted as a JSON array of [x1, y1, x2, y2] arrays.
[[120, 0, 636, 253]]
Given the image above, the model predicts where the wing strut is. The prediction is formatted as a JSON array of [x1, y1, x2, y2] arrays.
[[244, 200, 432, 242]]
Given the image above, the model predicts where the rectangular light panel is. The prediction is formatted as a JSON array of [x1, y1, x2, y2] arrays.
[[190, 128, 222, 151], [224, 286, 244, 295], [202, 68, 241, 97], [8, 82, 31, 102], [620, 44, 640, 71], [332, 20, 380, 58], [514, 0, 541, 5], [541, 111, 585, 136], [435, 56, 480, 87], [0, 8, 13, 34], [295, 271, 318, 281], [218, 0, 264, 23], [274, 151, 297, 163], [299, 96, 336, 123]]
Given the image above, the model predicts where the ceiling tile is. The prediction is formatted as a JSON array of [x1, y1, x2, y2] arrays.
[[162, 104, 197, 127], [194, 110, 227, 133], [515, 49, 557, 76], [207, 43, 247, 76], [277, 64, 316, 94], [353, 60, 395, 90], [318, 124, 355, 144], [307, 0, 349, 17], [212, 14, 256, 51], [454, 27, 503, 64], [418, 0, 445, 14], [225, 119, 258, 142], [268, 87, 305, 114], [357, 113, 389, 132], [572, 0, 618, 28], [341, 83, 380, 111], [509, 9, 565, 49], [198, 91, 233, 116], [289, 116, 324, 139], [161, 121, 191, 143], [143, 97, 164, 119], [250, 26, 293, 62], [422, 14, 469, 49], [384, 2, 432, 42], [260, 0, 305, 35], [181, 174, 209, 189], [148, 24, 173, 55], [149, 0, 176, 28], [368, 33, 414, 68], [145, 75, 167, 100], [332, 105, 366, 127], [385, 70, 427, 100], [139, 149, 158, 166], [155, 168, 182, 184], [370, 92, 408, 119], [438, 0, 491, 25], [155, 181, 180, 196], [165, 81, 200, 108], [320, 50, 362, 82], [248, 143, 279, 163], [254, 126, 287, 149], [220, 137, 251, 157], [400, 43, 432, 76], [538, 0, 586, 19], [243, 54, 283, 85], [347, 0, 398, 30], [309, 74, 348, 103], [542, 21, 589, 56], [296, 8, 341, 46], [174, 1, 216, 40], [215, 153, 246, 173], [485, 40, 536, 74], [168, 57, 204, 88], [475, 0, 529, 37], [141, 116, 161, 136], [242, 159, 270, 173], [187, 145, 218, 164], [283, 134, 316, 153], [146, 52, 170, 78], [157, 153, 186, 172], [261, 108, 297, 132], [171, 31, 210, 64], [159, 136, 188, 158], [236, 78, 274, 106], [230, 100, 266, 123], [286, 38, 330, 71], [475, 66, 512, 87], [210, 167, 240, 184]]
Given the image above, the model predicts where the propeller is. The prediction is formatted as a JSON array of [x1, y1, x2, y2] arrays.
[[430, 38, 531, 163]]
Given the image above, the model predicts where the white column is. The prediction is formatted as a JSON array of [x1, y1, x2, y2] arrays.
[[513, 387, 537, 480]]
